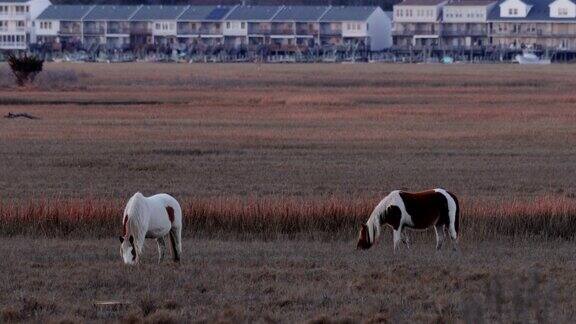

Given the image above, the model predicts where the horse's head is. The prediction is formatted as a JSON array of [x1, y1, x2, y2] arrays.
[[119, 235, 138, 265], [356, 224, 373, 250]]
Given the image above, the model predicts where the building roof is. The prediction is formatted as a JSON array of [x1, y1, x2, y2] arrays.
[[36, 5, 94, 20], [272, 6, 330, 21], [226, 5, 283, 20], [487, 0, 574, 21], [320, 6, 378, 21], [178, 5, 232, 21], [130, 5, 188, 21], [445, 0, 497, 5], [84, 5, 140, 21], [397, 0, 448, 5]]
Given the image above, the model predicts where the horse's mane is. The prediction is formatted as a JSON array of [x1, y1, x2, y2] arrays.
[[366, 193, 395, 244], [124, 192, 148, 252]]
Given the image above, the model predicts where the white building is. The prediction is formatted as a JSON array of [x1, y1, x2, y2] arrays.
[[0, 0, 50, 50], [320, 6, 392, 50], [392, 0, 448, 47], [27, 4, 393, 52]]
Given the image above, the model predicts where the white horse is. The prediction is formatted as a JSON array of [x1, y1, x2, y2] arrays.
[[119, 192, 183, 265], [357, 189, 459, 251]]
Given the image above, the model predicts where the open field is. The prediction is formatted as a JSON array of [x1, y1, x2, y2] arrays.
[[1, 63, 576, 200], [2, 63, 576, 322]]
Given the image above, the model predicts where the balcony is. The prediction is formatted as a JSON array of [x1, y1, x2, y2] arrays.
[[59, 28, 81, 35], [0, 41, 26, 49], [392, 29, 438, 36], [248, 28, 271, 35], [320, 29, 342, 36], [199, 28, 221, 35], [442, 29, 486, 36], [296, 28, 318, 36], [177, 26, 200, 35], [84, 27, 105, 35], [271, 28, 294, 35], [130, 26, 151, 35], [107, 27, 130, 35]]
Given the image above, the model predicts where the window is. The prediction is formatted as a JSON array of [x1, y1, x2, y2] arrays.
[[347, 22, 351, 29], [155, 23, 160, 29], [17, 21, 25, 27], [356, 23, 361, 30], [226, 22, 230, 28], [240, 22, 245, 29], [558, 7, 568, 16]]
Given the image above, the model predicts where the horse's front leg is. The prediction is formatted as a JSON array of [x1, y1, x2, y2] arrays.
[[393, 228, 402, 253], [156, 236, 168, 264]]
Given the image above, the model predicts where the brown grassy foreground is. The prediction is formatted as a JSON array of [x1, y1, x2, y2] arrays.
[[2, 238, 576, 323]]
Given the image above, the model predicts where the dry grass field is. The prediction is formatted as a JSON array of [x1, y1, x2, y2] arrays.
[[1, 63, 576, 322]]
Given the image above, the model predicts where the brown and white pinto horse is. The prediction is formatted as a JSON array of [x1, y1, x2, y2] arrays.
[[357, 189, 459, 251], [119, 192, 183, 265]]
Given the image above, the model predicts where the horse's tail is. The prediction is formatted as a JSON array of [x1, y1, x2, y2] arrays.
[[448, 191, 460, 235]]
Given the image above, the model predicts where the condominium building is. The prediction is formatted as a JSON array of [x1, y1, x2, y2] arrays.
[[0, 0, 50, 49], [26, 4, 392, 53], [488, 0, 576, 49]]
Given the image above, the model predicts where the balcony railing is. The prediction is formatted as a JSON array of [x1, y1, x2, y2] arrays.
[[0, 42, 27, 49], [442, 29, 486, 36], [320, 29, 342, 36], [392, 29, 438, 36], [107, 27, 130, 34], [248, 28, 271, 35], [296, 29, 319, 35], [490, 30, 576, 37], [59, 28, 81, 35], [271, 28, 294, 35], [130, 26, 151, 35], [84, 27, 105, 35]]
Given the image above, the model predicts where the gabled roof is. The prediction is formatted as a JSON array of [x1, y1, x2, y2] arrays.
[[445, 0, 498, 6], [320, 6, 378, 21], [487, 0, 576, 20], [84, 5, 140, 21], [225, 5, 283, 20], [130, 5, 188, 21], [272, 6, 330, 21], [178, 5, 232, 21], [397, 0, 447, 5], [36, 5, 93, 20]]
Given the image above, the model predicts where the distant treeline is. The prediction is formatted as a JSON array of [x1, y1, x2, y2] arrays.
[[51, 0, 399, 11]]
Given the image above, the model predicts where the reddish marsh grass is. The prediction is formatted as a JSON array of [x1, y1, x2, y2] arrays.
[[1, 195, 575, 240]]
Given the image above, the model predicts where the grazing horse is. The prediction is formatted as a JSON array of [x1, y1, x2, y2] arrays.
[[357, 189, 459, 251], [119, 192, 183, 265]]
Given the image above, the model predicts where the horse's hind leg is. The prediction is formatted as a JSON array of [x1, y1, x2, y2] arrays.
[[435, 225, 445, 251], [169, 227, 182, 262], [156, 236, 168, 264], [401, 230, 410, 249], [448, 223, 459, 252]]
